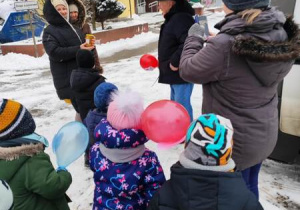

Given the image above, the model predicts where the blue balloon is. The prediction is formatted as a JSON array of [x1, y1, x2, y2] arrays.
[[52, 122, 89, 168]]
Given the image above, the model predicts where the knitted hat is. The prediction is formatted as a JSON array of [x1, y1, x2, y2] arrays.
[[76, 49, 95, 68], [180, 114, 235, 172], [0, 99, 36, 141], [69, 4, 78, 12], [94, 82, 118, 112], [107, 90, 144, 130], [51, 0, 67, 8], [222, 0, 270, 11], [0, 179, 13, 210]]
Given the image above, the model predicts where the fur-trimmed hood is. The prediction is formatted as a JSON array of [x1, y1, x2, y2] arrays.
[[0, 144, 44, 182], [68, 0, 86, 29], [0, 143, 44, 161], [43, 0, 86, 28], [216, 7, 300, 86], [232, 16, 300, 62]]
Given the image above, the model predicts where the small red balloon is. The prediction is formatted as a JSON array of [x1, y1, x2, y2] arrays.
[[140, 54, 158, 71], [141, 100, 190, 144]]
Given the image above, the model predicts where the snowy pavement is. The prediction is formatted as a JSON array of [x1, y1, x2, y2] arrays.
[[1, 12, 300, 210]]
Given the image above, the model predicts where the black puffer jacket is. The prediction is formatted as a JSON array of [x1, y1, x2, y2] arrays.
[[147, 163, 263, 210], [158, 0, 195, 84], [42, 0, 85, 100], [70, 68, 105, 119]]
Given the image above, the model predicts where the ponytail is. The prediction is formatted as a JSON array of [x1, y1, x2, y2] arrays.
[[239, 9, 262, 24]]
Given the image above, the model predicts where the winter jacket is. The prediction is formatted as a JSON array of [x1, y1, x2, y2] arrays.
[[90, 118, 166, 210], [0, 143, 72, 210], [68, 0, 102, 72], [158, 0, 195, 84], [147, 163, 263, 210], [42, 0, 85, 101], [83, 109, 106, 150], [70, 67, 105, 119], [84, 110, 106, 136], [180, 8, 300, 170]]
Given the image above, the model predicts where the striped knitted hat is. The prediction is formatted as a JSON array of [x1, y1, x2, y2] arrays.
[[0, 99, 36, 141]]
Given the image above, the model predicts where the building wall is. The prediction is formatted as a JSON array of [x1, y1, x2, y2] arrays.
[[271, 0, 296, 15], [118, 0, 136, 18]]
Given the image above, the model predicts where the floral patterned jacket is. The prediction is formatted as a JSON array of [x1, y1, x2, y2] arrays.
[[90, 119, 166, 210]]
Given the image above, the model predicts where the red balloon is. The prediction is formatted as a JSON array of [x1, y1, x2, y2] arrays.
[[141, 100, 190, 144], [140, 54, 158, 71]]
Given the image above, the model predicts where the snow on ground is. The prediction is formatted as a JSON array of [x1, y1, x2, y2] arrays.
[[96, 32, 159, 58], [1, 11, 300, 210]]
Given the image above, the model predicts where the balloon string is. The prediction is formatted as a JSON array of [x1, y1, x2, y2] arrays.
[[151, 77, 159, 87]]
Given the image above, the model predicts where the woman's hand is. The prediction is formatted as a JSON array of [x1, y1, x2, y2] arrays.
[[170, 63, 179, 71], [80, 42, 95, 51]]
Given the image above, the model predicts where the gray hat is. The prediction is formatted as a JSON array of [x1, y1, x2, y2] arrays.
[[222, 0, 270, 11]]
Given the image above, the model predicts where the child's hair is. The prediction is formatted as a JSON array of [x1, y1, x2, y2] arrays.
[[107, 90, 144, 130], [94, 82, 118, 112], [239, 9, 262, 24]]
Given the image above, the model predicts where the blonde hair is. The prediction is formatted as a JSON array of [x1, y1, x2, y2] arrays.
[[239, 9, 262, 25]]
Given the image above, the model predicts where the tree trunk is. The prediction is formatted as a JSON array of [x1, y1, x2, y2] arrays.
[[101, 21, 104, 30], [91, 1, 96, 31]]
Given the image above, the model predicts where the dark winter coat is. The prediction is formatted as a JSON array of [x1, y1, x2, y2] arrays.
[[158, 0, 195, 84], [43, 0, 85, 101], [68, 0, 102, 72], [83, 109, 106, 150], [0, 143, 72, 210], [70, 67, 105, 119], [179, 8, 300, 170], [147, 163, 263, 210], [90, 118, 166, 210]]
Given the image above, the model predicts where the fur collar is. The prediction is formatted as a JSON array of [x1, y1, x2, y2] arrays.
[[68, 0, 86, 29], [0, 144, 44, 161], [232, 17, 300, 62]]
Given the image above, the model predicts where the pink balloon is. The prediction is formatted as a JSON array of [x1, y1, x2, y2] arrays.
[[140, 54, 158, 71], [141, 100, 190, 144]]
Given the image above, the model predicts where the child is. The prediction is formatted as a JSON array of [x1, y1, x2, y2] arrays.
[[84, 82, 118, 140], [83, 82, 118, 166], [147, 114, 263, 210], [70, 49, 105, 120], [89, 90, 166, 210], [0, 99, 72, 210]]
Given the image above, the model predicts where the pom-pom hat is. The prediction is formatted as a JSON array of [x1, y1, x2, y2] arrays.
[[107, 90, 144, 130]]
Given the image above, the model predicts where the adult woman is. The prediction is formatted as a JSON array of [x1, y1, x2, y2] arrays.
[[179, 0, 300, 198], [42, 0, 93, 119]]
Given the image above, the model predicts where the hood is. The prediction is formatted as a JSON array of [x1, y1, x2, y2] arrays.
[[169, 163, 244, 209], [216, 8, 300, 86], [70, 68, 102, 91], [216, 7, 287, 36], [43, 0, 69, 26], [68, 0, 86, 28], [165, 0, 195, 21], [0, 144, 43, 182], [94, 118, 148, 149]]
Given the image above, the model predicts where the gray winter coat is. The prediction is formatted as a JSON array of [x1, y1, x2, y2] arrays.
[[180, 8, 300, 170]]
